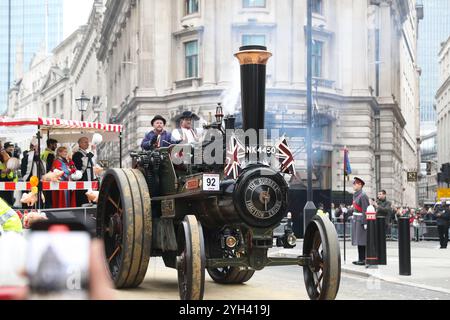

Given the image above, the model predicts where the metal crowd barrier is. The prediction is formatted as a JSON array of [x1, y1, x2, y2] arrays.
[[332, 221, 352, 239], [332, 221, 447, 242]]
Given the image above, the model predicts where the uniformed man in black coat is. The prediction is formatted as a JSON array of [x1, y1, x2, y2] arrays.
[[351, 177, 370, 265], [435, 202, 450, 249]]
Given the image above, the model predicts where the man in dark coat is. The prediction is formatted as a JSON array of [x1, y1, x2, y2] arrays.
[[141, 115, 174, 150], [375, 189, 392, 235], [375, 190, 392, 222], [351, 177, 370, 265], [435, 202, 450, 249], [73, 137, 96, 207]]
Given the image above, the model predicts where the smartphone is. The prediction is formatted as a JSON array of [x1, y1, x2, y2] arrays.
[[26, 221, 91, 300]]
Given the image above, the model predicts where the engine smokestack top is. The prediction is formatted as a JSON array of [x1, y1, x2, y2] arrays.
[[234, 45, 272, 134]]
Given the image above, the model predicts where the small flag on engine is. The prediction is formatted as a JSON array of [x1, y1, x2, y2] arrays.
[[224, 135, 245, 179], [276, 135, 296, 175]]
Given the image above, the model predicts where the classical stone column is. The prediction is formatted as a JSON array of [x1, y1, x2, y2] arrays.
[[274, 0, 291, 87], [217, 0, 233, 86], [292, 1, 306, 88], [291, 0, 305, 88], [378, 1, 393, 101], [202, 0, 217, 87], [351, 0, 369, 96], [137, 0, 156, 96], [338, 0, 353, 96]]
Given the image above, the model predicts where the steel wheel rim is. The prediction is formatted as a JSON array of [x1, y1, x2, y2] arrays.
[[102, 178, 124, 279], [303, 216, 341, 300]]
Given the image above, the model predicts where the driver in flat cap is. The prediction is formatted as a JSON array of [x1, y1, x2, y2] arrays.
[[141, 115, 174, 150], [172, 111, 203, 144], [351, 177, 370, 266]]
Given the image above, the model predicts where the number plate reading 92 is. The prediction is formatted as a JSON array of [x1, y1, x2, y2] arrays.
[[203, 174, 220, 191]]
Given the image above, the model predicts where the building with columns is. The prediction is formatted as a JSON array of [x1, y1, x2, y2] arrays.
[[98, 0, 422, 206], [8, 27, 86, 120], [437, 36, 450, 173]]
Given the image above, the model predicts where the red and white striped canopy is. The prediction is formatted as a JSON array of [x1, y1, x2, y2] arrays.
[[0, 117, 122, 133]]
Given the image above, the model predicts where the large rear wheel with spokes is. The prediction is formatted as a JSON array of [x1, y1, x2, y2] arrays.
[[97, 169, 152, 289]]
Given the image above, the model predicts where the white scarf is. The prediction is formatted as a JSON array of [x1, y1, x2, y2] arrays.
[[78, 149, 96, 181], [23, 151, 45, 182]]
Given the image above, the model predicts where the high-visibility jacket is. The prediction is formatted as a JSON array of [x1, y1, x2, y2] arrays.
[[41, 149, 55, 162], [0, 198, 22, 234], [0, 162, 17, 182], [317, 209, 329, 219]]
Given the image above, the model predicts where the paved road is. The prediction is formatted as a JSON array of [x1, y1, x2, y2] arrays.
[[115, 258, 450, 300]]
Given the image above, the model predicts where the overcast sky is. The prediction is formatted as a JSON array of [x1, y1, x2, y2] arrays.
[[63, 0, 94, 38]]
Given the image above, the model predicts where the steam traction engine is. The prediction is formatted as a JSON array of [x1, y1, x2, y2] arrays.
[[97, 46, 341, 300]]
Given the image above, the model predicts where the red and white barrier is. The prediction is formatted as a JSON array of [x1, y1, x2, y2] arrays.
[[0, 181, 99, 191], [42, 181, 99, 191]]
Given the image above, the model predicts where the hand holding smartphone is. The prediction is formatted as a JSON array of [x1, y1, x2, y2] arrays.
[[26, 222, 91, 300]]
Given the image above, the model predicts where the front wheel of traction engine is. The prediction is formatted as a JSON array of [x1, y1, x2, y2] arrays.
[[303, 215, 341, 300], [177, 215, 206, 300], [97, 169, 152, 289]]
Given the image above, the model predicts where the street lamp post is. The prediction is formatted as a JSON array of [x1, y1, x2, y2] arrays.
[[75, 91, 91, 122], [303, 0, 317, 236]]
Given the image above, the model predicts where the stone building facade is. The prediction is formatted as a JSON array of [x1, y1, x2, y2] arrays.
[[97, 0, 421, 206], [437, 35, 450, 171]]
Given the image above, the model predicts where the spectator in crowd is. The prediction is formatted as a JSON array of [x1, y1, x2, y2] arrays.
[[3, 142, 15, 157], [21, 140, 46, 209], [0, 142, 19, 206], [425, 207, 435, 221], [316, 203, 328, 219], [51, 147, 77, 208], [40, 139, 58, 209], [413, 210, 424, 242], [395, 206, 405, 221], [335, 203, 348, 222], [41, 139, 58, 173], [374, 190, 392, 229], [434, 202, 450, 249], [331, 203, 337, 223], [420, 206, 427, 218]]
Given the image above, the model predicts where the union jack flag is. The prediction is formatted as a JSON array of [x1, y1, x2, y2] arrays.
[[224, 136, 245, 179], [276, 135, 296, 175]]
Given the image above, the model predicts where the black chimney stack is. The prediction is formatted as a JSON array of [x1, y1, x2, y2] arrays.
[[224, 115, 236, 130], [234, 46, 272, 133]]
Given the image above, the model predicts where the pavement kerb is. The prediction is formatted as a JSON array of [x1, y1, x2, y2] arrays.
[[271, 250, 450, 295]]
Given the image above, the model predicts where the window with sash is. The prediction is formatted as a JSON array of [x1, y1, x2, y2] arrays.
[[185, 40, 199, 78], [312, 41, 323, 78], [312, 0, 323, 15], [185, 0, 199, 15], [242, 34, 266, 46], [243, 0, 266, 8]]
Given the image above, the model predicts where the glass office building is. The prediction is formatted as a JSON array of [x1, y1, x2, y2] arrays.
[[418, 0, 450, 134], [0, 0, 63, 113]]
